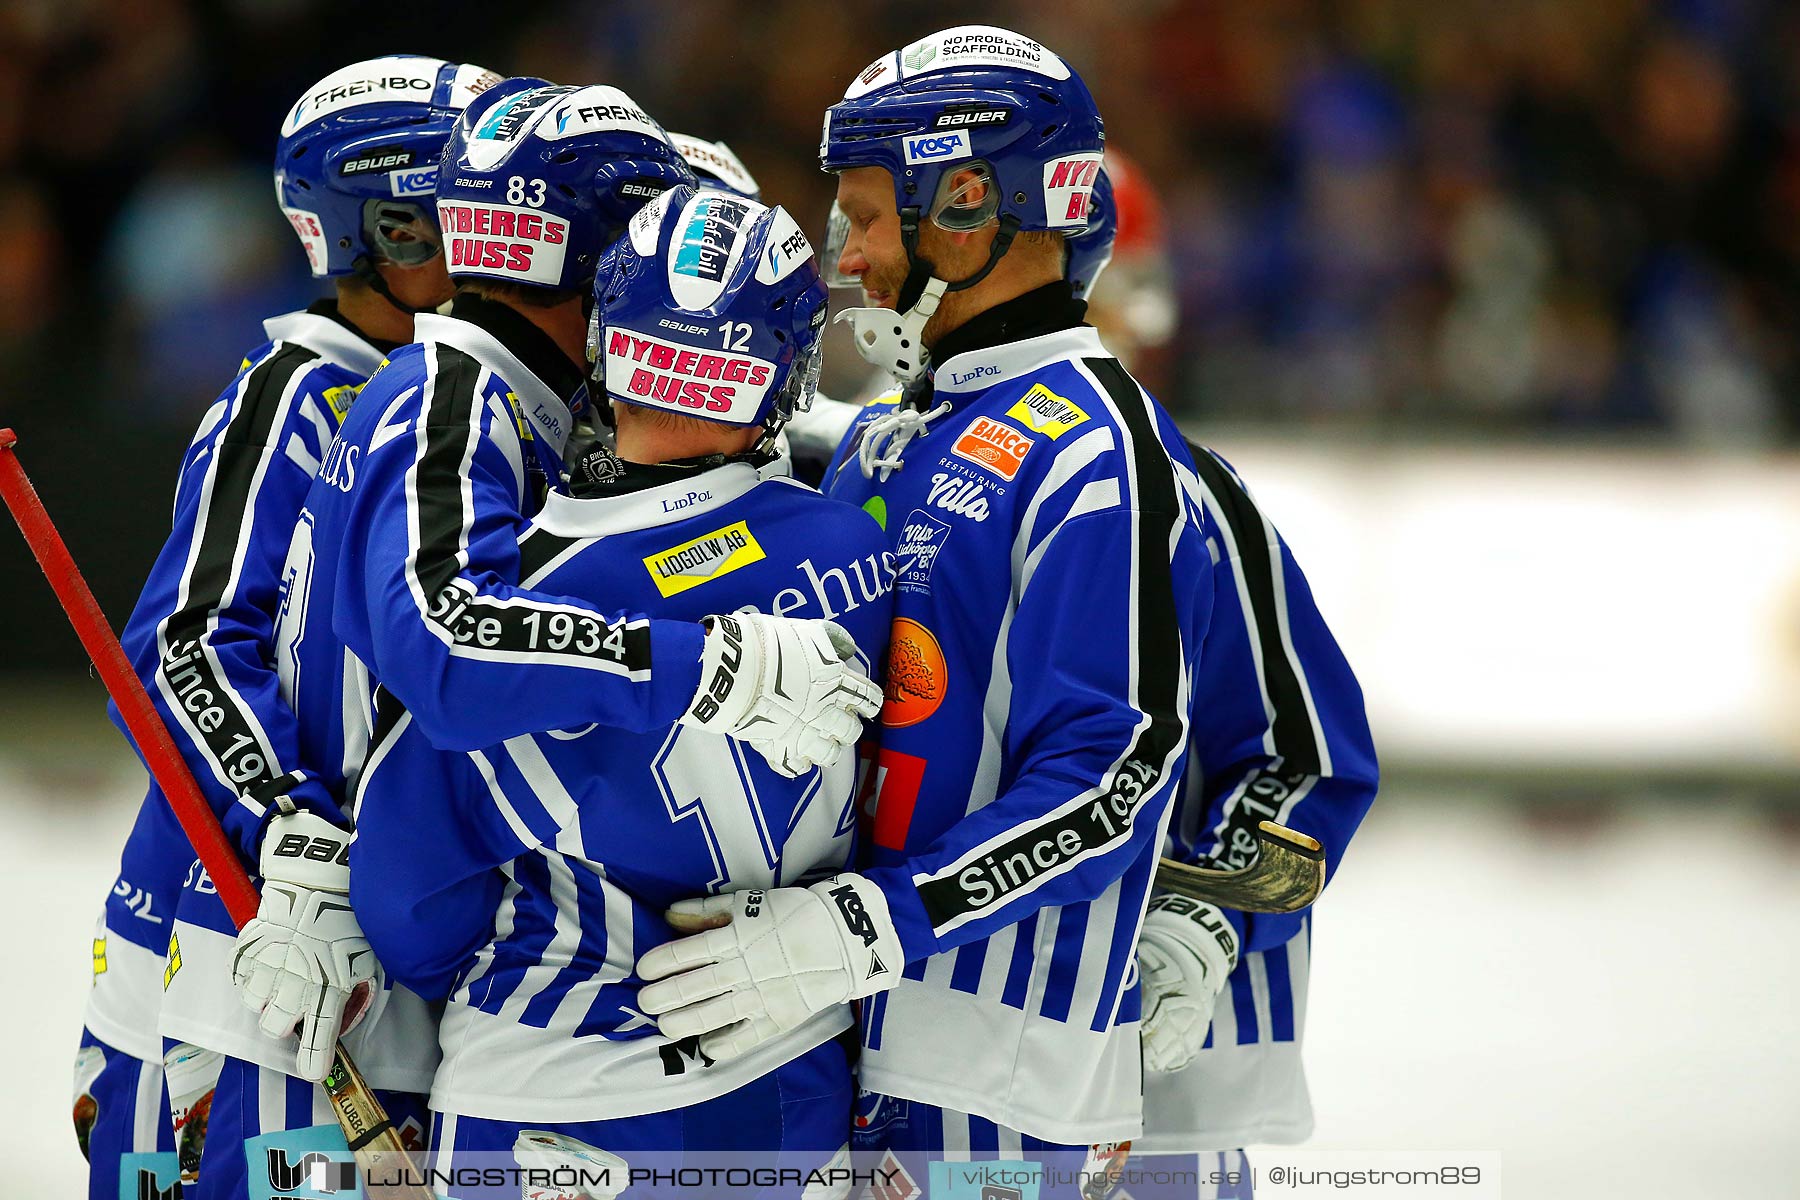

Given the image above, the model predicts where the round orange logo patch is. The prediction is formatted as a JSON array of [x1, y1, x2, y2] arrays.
[[883, 618, 946, 728]]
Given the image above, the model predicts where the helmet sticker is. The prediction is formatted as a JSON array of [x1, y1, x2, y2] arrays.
[[280, 206, 329, 274], [388, 165, 438, 197], [843, 52, 900, 100], [903, 130, 974, 166], [447, 63, 505, 111], [668, 192, 760, 311], [755, 207, 812, 285], [464, 86, 575, 171], [668, 133, 761, 199], [1042, 152, 1104, 228], [338, 147, 416, 177], [933, 106, 1010, 130], [897, 27, 1071, 81], [603, 327, 777, 423], [437, 199, 570, 284], [281, 57, 447, 137], [543, 86, 665, 142], [628, 188, 682, 258]]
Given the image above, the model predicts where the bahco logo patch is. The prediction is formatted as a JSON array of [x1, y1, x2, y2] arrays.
[[951, 416, 1032, 481], [883, 618, 945, 727]]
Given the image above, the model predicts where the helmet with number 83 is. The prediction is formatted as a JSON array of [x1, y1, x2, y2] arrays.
[[435, 83, 697, 294], [588, 185, 828, 444]]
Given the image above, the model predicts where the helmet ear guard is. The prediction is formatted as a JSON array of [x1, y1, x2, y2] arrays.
[[362, 200, 442, 269], [928, 163, 1000, 233]]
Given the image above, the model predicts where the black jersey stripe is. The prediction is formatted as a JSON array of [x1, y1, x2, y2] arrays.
[[402, 343, 654, 675], [154, 343, 317, 801], [410, 342, 485, 605], [1184, 441, 1322, 776], [518, 526, 583, 587]]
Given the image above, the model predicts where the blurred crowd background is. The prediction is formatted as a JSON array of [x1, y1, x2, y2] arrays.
[[5, 0, 1800, 666], [2, 0, 1798, 639]]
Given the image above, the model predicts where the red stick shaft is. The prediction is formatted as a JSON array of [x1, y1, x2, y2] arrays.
[[0, 429, 260, 927]]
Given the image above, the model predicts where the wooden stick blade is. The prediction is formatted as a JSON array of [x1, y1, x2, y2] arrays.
[[1154, 821, 1325, 913]]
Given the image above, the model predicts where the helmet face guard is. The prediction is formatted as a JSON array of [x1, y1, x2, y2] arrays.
[[274, 56, 504, 277], [436, 83, 698, 293], [589, 186, 830, 434]]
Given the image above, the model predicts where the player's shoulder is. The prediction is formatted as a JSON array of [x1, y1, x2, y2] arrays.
[[959, 348, 1197, 516], [332, 344, 429, 434], [750, 474, 889, 550], [211, 311, 387, 439]]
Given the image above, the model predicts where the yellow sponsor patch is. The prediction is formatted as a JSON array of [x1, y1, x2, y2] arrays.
[[92, 937, 107, 980], [163, 931, 181, 991], [506, 390, 534, 443], [322, 382, 363, 425], [1006, 383, 1090, 439], [643, 520, 765, 597]]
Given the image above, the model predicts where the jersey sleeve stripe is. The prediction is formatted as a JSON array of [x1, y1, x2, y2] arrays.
[[517, 527, 585, 588], [153, 343, 318, 814], [399, 344, 656, 677]]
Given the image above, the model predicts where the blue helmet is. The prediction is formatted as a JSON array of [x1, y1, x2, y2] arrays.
[[1064, 166, 1116, 300], [668, 133, 762, 201], [819, 25, 1105, 380], [589, 186, 828, 435], [435, 83, 697, 293], [275, 56, 505, 277]]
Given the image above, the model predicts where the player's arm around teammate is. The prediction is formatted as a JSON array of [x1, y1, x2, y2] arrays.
[[1135, 452, 1378, 1160], [319, 84, 879, 771], [346, 188, 888, 1194]]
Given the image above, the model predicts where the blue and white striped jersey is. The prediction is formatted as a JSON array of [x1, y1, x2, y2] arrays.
[[88, 307, 383, 1065], [158, 294, 631, 1089], [348, 465, 894, 1122], [1142, 447, 1378, 1151], [312, 295, 712, 758], [821, 303, 1210, 1144]]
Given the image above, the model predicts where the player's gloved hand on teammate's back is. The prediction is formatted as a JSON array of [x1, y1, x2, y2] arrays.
[[232, 802, 380, 1081], [1137, 894, 1239, 1073], [679, 612, 882, 778], [635, 874, 901, 1061]]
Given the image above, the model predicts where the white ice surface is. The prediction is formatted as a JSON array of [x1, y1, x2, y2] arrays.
[[4, 764, 1796, 1198]]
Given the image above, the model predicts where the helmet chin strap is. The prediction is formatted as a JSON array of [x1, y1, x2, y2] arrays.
[[835, 209, 1021, 385], [354, 258, 440, 317]]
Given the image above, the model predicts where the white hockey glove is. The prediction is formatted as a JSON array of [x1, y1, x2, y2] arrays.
[[514, 1130, 629, 1200], [634, 874, 902, 1062], [232, 804, 379, 1082], [1138, 894, 1240, 1074], [680, 612, 882, 778]]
